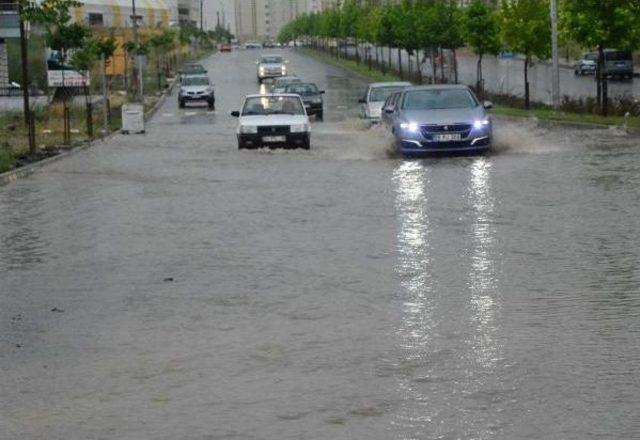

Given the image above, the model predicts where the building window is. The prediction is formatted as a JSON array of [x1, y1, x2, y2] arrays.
[[88, 13, 103, 26]]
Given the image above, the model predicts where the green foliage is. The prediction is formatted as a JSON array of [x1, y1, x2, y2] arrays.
[[500, 0, 551, 61], [462, 0, 501, 58]]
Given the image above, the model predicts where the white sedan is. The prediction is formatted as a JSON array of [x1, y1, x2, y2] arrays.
[[231, 94, 311, 150]]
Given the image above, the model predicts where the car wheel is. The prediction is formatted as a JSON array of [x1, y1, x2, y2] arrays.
[[208, 100, 215, 110], [574, 69, 579, 76], [179, 100, 185, 108], [316, 111, 324, 121], [302, 139, 310, 150], [238, 143, 245, 150]]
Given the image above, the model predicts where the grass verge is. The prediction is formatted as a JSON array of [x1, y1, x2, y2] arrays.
[[300, 47, 640, 130]]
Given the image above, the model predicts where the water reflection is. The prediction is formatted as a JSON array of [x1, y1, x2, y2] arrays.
[[0, 186, 49, 270], [468, 158, 501, 369], [392, 161, 434, 435]]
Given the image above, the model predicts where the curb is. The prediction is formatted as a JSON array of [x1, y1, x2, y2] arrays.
[[0, 79, 176, 187]]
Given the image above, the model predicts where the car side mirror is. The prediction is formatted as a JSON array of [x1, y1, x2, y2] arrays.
[[231, 111, 240, 117], [358, 98, 366, 104], [483, 100, 494, 109], [384, 106, 395, 114], [319, 90, 325, 94]]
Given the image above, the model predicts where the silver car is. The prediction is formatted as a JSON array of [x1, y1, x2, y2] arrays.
[[270, 76, 302, 94], [359, 81, 412, 122], [178, 75, 215, 109], [384, 85, 493, 156], [257, 55, 288, 83]]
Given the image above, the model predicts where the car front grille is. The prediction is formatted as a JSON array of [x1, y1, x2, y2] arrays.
[[258, 125, 290, 135], [420, 123, 472, 140]]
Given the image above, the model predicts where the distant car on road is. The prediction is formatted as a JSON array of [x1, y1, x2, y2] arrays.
[[284, 82, 325, 120], [271, 76, 302, 93], [383, 85, 493, 157], [575, 52, 598, 76], [179, 63, 207, 78], [231, 94, 311, 150], [575, 50, 634, 79], [244, 41, 263, 49], [219, 43, 232, 53], [178, 75, 215, 109], [257, 55, 288, 83], [359, 81, 412, 123]]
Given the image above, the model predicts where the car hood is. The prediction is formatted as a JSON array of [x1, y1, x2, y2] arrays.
[[259, 63, 284, 68], [399, 107, 486, 125], [581, 60, 597, 65], [181, 85, 211, 93], [239, 114, 309, 126]]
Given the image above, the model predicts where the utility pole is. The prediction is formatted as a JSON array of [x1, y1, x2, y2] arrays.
[[550, 0, 560, 109], [17, 1, 29, 125], [131, 0, 142, 102], [18, 0, 35, 154], [101, 53, 108, 136], [200, 0, 204, 32]]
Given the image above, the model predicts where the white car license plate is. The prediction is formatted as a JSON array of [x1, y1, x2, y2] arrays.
[[262, 136, 286, 143], [436, 133, 462, 142]]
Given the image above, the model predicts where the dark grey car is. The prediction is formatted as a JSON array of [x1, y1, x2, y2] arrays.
[[384, 85, 493, 156]]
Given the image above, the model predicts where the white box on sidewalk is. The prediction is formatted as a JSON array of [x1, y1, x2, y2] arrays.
[[121, 103, 145, 134]]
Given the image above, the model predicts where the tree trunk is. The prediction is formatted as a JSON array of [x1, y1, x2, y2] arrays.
[[476, 54, 483, 98], [376, 46, 381, 72], [440, 47, 447, 84], [524, 56, 530, 110], [453, 48, 459, 84], [431, 47, 437, 84], [355, 38, 360, 63], [388, 46, 392, 73], [398, 48, 403, 79], [368, 45, 372, 71], [598, 45, 608, 116], [84, 85, 93, 139]]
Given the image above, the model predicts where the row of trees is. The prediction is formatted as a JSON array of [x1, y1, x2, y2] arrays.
[[279, 0, 640, 116], [17, 0, 218, 142]]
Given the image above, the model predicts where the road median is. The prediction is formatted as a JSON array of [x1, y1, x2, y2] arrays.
[[298, 47, 640, 133]]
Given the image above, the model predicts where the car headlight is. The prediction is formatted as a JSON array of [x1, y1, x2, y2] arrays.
[[281, 65, 287, 74], [290, 123, 309, 133], [473, 118, 490, 130], [400, 122, 419, 133], [259, 67, 265, 74], [312, 97, 323, 104], [240, 125, 258, 134]]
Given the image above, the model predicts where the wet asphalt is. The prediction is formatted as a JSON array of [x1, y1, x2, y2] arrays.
[[1, 49, 640, 440]]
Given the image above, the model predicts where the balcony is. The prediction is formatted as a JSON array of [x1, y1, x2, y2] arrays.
[[0, 0, 19, 38]]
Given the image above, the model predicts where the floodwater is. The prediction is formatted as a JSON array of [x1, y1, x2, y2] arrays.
[[1, 49, 640, 440]]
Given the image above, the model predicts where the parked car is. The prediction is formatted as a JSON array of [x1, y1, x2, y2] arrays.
[[575, 50, 634, 78], [271, 76, 302, 93], [178, 75, 215, 109], [575, 52, 598, 76], [284, 82, 325, 120], [257, 55, 288, 83], [383, 85, 493, 157], [231, 94, 311, 150], [179, 63, 207, 78], [604, 49, 633, 79], [359, 81, 412, 123], [244, 41, 263, 49]]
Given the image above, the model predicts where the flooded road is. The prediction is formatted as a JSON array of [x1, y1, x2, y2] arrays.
[[1, 49, 640, 440]]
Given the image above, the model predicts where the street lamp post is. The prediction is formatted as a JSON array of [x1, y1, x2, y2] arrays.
[[131, 0, 142, 102], [550, 0, 560, 109]]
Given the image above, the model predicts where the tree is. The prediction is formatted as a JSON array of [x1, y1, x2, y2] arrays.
[[500, 0, 551, 109], [438, 0, 464, 83], [462, 0, 501, 97], [70, 37, 98, 137], [561, 0, 640, 116]]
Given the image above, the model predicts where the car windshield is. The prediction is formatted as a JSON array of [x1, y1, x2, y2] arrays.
[[285, 84, 318, 95], [261, 56, 283, 64], [242, 96, 305, 116], [182, 76, 209, 86], [182, 65, 205, 74], [606, 50, 631, 61], [402, 89, 477, 110], [584, 53, 598, 61], [370, 86, 406, 102], [275, 78, 301, 87]]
